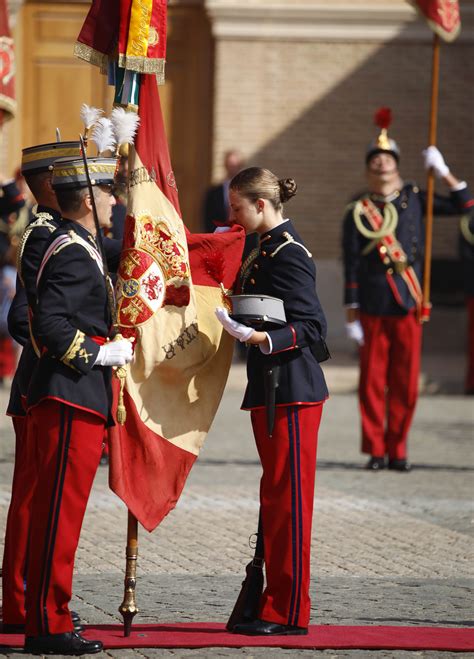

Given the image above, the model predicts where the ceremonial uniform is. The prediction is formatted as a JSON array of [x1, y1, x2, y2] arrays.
[[459, 210, 474, 393], [2, 140, 82, 630], [2, 206, 62, 627], [343, 182, 474, 461], [240, 219, 328, 629], [7, 154, 129, 653]]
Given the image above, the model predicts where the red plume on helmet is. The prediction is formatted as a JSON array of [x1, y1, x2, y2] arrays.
[[374, 107, 392, 130], [366, 107, 399, 164]]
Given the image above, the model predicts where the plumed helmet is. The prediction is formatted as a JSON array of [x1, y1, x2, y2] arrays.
[[365, 107, 400, 164]]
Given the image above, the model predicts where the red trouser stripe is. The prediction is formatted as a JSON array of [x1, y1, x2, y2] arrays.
[[287, 406, 303, 626]]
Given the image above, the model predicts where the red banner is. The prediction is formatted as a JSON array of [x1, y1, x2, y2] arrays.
[[410, 0, 461, 41], [0, 0, 15, 123]]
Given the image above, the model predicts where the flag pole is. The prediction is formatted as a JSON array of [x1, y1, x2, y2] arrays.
[[421, 33, 440, 323], [118, 511, 139, 636]]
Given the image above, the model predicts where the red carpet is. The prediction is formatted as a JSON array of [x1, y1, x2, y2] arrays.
[[1, 623, 473, 651]]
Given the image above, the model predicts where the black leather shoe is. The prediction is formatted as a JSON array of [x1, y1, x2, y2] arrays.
[[232, 618, 308, 636], [0, 622, 25, 633], [24, 631, 103, 655], [365, 457, 385, 471], [388, 459, 411, 472], [71, 611, 81, 623]]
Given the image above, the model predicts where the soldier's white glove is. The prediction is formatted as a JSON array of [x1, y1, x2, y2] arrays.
[[215, 307, 255, 342], [214, 225, 232, 233], [345, 320, 364, 346], [95, 339, 134, 367], [422, 146, 450, 179]]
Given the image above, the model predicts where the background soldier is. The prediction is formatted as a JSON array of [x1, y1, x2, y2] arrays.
[[22, 156, 133, 655], [342, 108, 473, 471], [459, 208, 474, 394], [202, 149, 245, 233], [2, 141, 85, 634]]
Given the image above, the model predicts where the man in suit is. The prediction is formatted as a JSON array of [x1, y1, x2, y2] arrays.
[[202, 149, 245, 232]]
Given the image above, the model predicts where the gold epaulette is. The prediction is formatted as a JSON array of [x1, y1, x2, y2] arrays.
[[270, 231, 312, 258], [16, 212, 56, 285]]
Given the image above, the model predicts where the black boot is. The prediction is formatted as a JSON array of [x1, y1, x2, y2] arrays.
[[388, 458, 411, 472], [365, 456, 385, 471], [232, 618, 308, 636], [24, 631, 103, 655]]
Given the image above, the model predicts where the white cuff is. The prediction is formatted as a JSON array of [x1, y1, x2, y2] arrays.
[[450, 180, 467, 192], [259, 332, 273, 355]]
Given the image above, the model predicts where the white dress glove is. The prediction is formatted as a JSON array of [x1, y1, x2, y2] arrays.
[[213, 225, 232, 233], [345, 320, 364, 346], [95, 339, 134, 367], [422, 145, 450, 178], [215, 307, 255, 342]]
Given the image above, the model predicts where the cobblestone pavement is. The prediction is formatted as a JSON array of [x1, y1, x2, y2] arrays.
[[0, 356, 472, 658]]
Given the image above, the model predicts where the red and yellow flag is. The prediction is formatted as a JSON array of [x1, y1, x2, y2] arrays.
[[108, 73, 245, 531], [0, 0, 16, 123], [75, 0, 167, 83], [409, 0, 461, 41]]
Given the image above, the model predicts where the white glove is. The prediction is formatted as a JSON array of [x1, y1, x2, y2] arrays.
[[95, 339, 134, 367], [214, 225, 232, 233], [422, 146, 450, 178], [215, 307, 255, 342], [345, 320, 364, 346]]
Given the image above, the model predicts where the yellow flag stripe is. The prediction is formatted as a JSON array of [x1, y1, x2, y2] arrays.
[[127, 0, 154, 59]]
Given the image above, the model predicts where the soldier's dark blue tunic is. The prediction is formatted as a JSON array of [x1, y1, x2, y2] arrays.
[[241, 220, 328, 409], [27, 220, 115, 423], [7, 206, 61, 417], [343, 182, 474, 314], [7, 212, 121, 418]]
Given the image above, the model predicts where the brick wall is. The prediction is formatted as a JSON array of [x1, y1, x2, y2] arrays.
[[209, 1, 474, 261]]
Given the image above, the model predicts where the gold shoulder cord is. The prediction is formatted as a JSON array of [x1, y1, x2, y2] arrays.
[[239, 246, 260, 291], [16, 213, 56, 286], [460, 214, 474, 246], [270, 232, 312, 258], [352, 199, 399, 256]]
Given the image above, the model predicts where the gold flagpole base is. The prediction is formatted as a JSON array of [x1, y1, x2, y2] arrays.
[[119, 512, 139, 637]]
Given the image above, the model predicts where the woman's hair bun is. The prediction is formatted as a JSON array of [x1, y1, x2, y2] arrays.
[[278, 178, 297, 203]]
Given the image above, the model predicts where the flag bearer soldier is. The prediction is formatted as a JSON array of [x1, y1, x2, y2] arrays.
[[459, 209, 474, 394], [2, 141, 122, 636], [22, 155, 133, 655], [2, 140, 86, 634], [343, 108, 474, 471], [216, 167, 329, 635]]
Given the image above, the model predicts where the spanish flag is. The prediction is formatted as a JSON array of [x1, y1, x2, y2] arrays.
[[108, 73, 245, 531], [75, 0, 167, 82]]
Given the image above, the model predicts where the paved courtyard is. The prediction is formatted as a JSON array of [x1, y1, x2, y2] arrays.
[[0, 348, 472, 658]]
